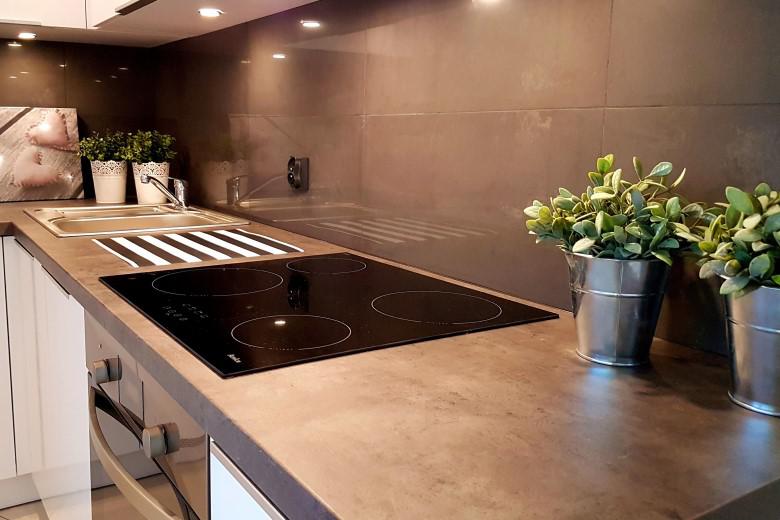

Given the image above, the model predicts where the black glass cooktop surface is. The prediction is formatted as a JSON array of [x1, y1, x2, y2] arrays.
[[101, 253, 558, 377]]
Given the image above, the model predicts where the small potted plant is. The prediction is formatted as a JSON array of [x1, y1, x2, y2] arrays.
[[78, 131, 128, 204], [124, 130, 177, 204], [524, 154, 702, 366], [697, 183, 780, 416]]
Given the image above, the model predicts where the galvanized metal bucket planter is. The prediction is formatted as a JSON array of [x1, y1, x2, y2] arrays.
[[565, 253, 670, 366], [725, 284, 780, 417]]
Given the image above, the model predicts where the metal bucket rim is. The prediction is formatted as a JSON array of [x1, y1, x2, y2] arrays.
[[564, 251, 668, 265]]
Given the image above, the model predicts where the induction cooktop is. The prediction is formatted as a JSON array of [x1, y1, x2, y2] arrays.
[[101, 253, 558, 377]]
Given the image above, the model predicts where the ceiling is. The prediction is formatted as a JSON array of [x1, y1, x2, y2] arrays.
[[0, 0, 318, 47]]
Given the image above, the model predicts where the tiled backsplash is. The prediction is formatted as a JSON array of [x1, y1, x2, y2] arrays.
[[153, 0, 780, 354], [3, 0, 778, 354]]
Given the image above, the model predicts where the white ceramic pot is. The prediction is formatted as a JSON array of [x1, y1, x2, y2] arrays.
[[91, 160, 127, 204], [132, 162, 170, 204]]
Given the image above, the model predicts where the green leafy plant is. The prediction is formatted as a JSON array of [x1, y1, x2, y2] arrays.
[[524, 154, 703, 266], [697, 183, 780, 295], [77, 131, 127, 161], [124, 130, 177, 163]]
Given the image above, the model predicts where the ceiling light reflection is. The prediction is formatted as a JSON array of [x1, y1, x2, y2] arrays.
[[18, 32, 36, 40], [272, 53, 286, 59], [7, 42, 21, 48], [300, 20, 321, 28]]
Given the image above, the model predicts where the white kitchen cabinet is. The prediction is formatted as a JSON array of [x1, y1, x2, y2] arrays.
[[31, 259, 91, 520], [0, 240, 15, 481], [0, 0, 86, 29], [3, 237, 43, 477], [85, 0, 123, 27], [210, 441, 285, 520]]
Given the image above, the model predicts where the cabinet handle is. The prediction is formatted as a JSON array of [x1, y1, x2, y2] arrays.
[[91, 358, 122, 385], [89, 386, 180, 520], [142, 423, 180, 459]]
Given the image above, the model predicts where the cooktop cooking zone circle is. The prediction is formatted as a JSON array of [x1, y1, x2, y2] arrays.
[[286, 257, 368, 275], [231, 315, 352, 351], [152, 267, 284, 297], [371, 290, 503, 325]]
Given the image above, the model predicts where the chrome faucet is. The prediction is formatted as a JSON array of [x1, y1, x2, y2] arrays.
[[140, 174, 189, 209]]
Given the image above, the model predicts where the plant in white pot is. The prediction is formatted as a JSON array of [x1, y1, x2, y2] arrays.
[[78, 131, 128, 204], [697, 183, 780, 416], [125, 130, 177, 204], [524, 154, 702, 366]]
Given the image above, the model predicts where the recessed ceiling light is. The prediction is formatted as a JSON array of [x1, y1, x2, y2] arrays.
[[19, 71, 28, 74], [198, 8, 223, 17], [240, 59, 251, 64], [59, 63, 67, 68], [272, 53, 286, 59], [8, 76, 17, 79], [300, 20, 321, 28], [18, 32, 36, 40], [118, 66, 129, 71], [110, 74, 118, 79], [94, 79, 102, 83], [7, 42, 21, 48]]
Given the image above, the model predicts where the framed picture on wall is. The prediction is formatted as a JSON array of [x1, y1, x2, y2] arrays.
[[0, 107, 83, 202]]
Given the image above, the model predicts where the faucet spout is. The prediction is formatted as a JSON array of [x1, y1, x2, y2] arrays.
[[140, 174, 188, 209]]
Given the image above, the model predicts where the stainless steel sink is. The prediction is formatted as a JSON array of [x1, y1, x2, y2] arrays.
[[26, 204, 249, 237]]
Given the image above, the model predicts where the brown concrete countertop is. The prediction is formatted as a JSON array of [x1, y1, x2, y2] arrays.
[[1, 199, 778, 519]]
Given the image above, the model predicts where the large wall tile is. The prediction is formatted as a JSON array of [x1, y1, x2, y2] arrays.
[[360, 109, 604, 308], [608, 0, 780, 106], [246, 0, 367, 117], [0, 40, 66, 108], [365, 0, 611, 114], [603, 105, 780, 204]]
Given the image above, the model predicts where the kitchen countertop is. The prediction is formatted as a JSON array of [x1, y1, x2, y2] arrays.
[[2, 199, 779, 519]]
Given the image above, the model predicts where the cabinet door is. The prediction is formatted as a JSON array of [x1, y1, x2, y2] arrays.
[[0, 0, 87, 29], [210, 441, 284, 520], [32, 260, 91, 520], [0, 240, 15, 480], [3, 237, 43, 476]]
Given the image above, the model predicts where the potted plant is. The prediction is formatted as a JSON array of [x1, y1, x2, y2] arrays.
[[697, 183, 780, 416], [524, 154, 702, 366], [78, 131, 128, 204], [124, 130, 177, 204]]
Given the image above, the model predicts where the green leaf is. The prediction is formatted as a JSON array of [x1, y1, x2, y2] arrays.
[[725, 205, 741, 228], [553, 196, 575, 211], [651, 250, 673, 266], [724, 259, 742, 277], [611, 169, 622, 193], [733, 228, 761, 242], [632, 157, 643, 178], [754, 182, 771, 197], [772, 275, 780, 286], [595, 211, 614, 235], [665, 197, 681, 220], [591, 192, 615, 201], [582, 220, 598, 238], [698, 241, 717, 253], [588, 171, 604, 186], [720, 275, 751, 295], [682, 203, 704, 219], [725, 186, 757, 215], [572, 237, 596, 254], [649, 161, 673, 178], [630, 190, 645, 212], [742, 213, 762, 229], [624, 242, 642, 254], [699, 260, 725, 279], [749, 254, 773, 279], [765, 213, 780, 233], [658, 238, 680, 249], [752, 241, 772, 252], [523, 206, 540, 218], [596, 155, 613, 174], [559, 187, 573, 198], [669, 168, 686, 189], [613, 225, 627, 244]]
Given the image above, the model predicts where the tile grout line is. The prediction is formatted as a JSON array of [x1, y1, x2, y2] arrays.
[[601, 0, 616, 154]]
